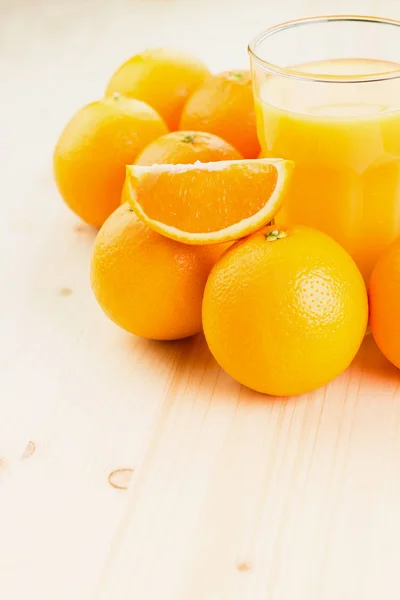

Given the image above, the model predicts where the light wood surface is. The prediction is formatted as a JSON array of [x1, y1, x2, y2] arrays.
[[2, 1, 400, 599]]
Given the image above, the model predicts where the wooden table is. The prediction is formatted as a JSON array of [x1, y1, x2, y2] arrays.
[[2, 1, 400, 598]]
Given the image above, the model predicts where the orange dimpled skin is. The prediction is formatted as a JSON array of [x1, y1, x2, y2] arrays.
[[135, 131, 242, 166], [179, 70, 261, 158], [53, 96, 168, 227], [105, 49, 210, 130], [91, 204, 229, 340], [202, 225, 368, 396], [369, 237, 400, 369]]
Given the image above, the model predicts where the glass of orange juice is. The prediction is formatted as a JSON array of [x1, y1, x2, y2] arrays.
[[249, 15, 400, 281]]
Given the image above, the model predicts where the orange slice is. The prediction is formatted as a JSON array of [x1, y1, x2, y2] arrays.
[[125, 158, 293, 244]]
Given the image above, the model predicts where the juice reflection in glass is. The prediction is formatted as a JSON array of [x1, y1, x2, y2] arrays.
[[249, 17, 400, 281]]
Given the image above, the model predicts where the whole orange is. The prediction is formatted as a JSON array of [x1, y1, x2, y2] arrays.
[[203, 225, 368, 396], [179, 70, 260, 159], [135, 130, 242, 166], [91, 203, 229, 340], [53, 95, 168, 227], [105, 48, 210, 130], [369, 237, 400, 368]]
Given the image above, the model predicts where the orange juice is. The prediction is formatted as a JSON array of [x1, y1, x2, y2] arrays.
[[255, 58, 400, 280]]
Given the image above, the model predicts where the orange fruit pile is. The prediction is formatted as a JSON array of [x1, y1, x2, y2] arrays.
[[54, 49, 262, 228], [53, 45, 388, 399], [92, 157, 291, 345]]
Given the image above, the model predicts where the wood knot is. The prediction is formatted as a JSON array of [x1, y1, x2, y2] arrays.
[[59, 287, 72, 297], [21, 441, 36, 459], [108, 468, 134, 490]]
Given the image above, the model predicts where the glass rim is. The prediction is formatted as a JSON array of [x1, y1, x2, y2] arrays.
[[248, 15, 400, 84]]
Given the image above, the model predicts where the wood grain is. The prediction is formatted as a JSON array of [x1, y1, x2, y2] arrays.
[[1, 0, 400, 599], [97, 335, 400, 600]]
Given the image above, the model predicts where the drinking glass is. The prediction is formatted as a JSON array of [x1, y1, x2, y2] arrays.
[[249, 16, 400, 281]]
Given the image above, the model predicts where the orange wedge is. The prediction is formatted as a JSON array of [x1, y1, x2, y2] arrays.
[[125, 158, 293, 244]]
